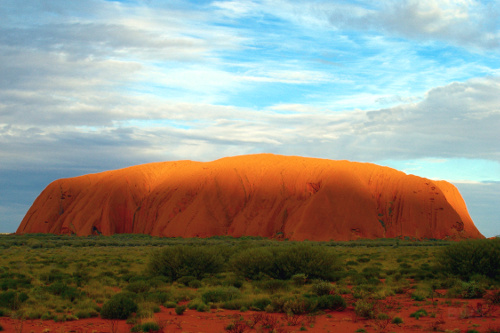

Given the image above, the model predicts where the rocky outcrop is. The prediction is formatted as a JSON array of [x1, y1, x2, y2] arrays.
[[17, 154, 484, 240]]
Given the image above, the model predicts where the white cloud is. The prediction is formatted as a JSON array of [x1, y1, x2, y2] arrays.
[[220, 0, 500, 50], [325, 0, 499, 50]]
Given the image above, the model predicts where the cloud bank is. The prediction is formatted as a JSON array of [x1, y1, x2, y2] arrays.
[[1, 0, 499, 236]]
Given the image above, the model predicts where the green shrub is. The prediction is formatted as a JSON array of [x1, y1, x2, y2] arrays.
[[410, 308, 428, 319], [229, 247, 274, 280], [188, 279, 203, 288], [439, 239, 500, 281], [126, 280, 151, 294], [273, 244, 342, 280], [75, 309, 99, 319], [148, 245, 225, 280], [175, 304, 186, 315], [316, 294, 346, 311], [291, 273, 308, 286], [39, 269, 71, 284], [230, 244, 342, 281], [187, 298, 204, 310], [40, 312, 54, 320], [201, 286, 240, 304], [0, 291, 28, 310], [221, 298, 252, 310], [222, 275, 244, 289], [459, 281, 486, 299], [46, 282, 81, 301], [354, 299, 374, 319], [177, 276, 197, 286], [25, 309, 45, 319], [100, 293, 138, 319], [311, 281, 333, 296], [0, 275, 31, 290], [392, 316, 403, 324], [352, 284, 376, 299], [361, 266, 382, 279], [131, 321, 161, 332], [196, 302, 209, 312], [142, 321, 161, 331], [164, 301, 177, 308], [283, 296, 316, 315], [256, 279, 289, 294], [377, 313, 390, 320], [251, 297, 272, 311], [144, 291, 170, 304], [411, 293, 426, 301]]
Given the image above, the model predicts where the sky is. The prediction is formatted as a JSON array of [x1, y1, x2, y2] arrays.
[[0, 0, 499, 237]]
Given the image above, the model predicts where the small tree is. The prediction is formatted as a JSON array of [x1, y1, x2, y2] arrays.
[[100, 293, 138, 320]]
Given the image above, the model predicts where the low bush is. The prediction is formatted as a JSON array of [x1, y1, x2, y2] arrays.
[[392, 316, 403, 324], [230, 244, 342, 281], [202, 286, 240, 304], [410, 308, 428, 319], [126, 280, 151, 294], [131, 321, 161, 332], [177, 276, 197, 286], [311, 281, 333, 296], [438, 239, 500, 281], [291, 273, 308, 286], [251, 297, 272, 311], [222, 276, 244, 289], [316, 294, 346, 311], [459, 281, 486, 299], [75, 309, 99, 319], [283, 296, 316, 315], [361, 266, 382, 279], [0, 291, 28, 310], [255, 279, 289, 294], [228, 247, 274, 280], [148, 245, 225, 280], [354, 299, 375, 319], [221, 298, 253, 310], [164, 301, 177, 308], [175, 304, 186, 315], [0, 274, 31, 290], [100, 293, 138, 319], [144, 291, 170, 304], [188, 279, 203, 288], [46, 282, 81, 301], [187, 298, 205, 310], [196, 302, 209, 312], [39, 269, 71, 284]]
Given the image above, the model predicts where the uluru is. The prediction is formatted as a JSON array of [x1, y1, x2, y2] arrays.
[[17, 154, 484, 241]]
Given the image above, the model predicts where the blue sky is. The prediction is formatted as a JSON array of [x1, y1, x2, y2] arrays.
[[1, 0, 499, 236]]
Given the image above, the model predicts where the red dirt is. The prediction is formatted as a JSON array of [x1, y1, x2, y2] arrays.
[[17, 154, 483, 241], [1, 292, 498, 332]]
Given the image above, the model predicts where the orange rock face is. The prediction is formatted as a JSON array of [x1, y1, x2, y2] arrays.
[[17, 154, 484, 240]]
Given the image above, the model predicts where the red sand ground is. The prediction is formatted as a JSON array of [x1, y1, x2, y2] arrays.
[[17, 154, 483, 241], [1, 291, 498, 333]]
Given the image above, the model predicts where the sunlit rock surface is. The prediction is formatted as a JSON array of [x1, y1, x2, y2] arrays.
[[17, 154, 483, 240]]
